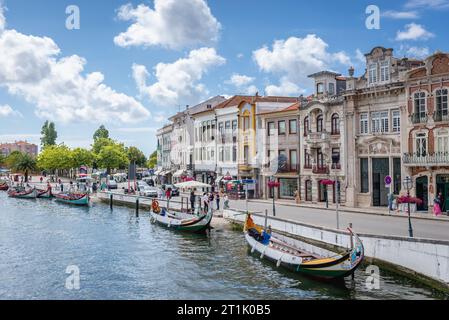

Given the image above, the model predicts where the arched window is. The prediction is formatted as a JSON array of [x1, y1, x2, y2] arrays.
[[331, 114, 340, 135], [304, 117, 310, 136], [317, 114, 324, 132], [435, 129, 449, 154], [435, 89, 448, 122], [415, 132, 428, 157], [317, 83, 324, 94]]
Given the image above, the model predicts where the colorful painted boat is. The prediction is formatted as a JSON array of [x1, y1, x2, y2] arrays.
[[37, 188, 53, 198], [244, 215, 364, 280], [150, 200, 213, 233], [0, 183, 9, 191], [54, 193, 89, 206], [7, 188, 37, 199]]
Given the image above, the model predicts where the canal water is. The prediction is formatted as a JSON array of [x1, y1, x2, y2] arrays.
[[0, 192, 446, 300]]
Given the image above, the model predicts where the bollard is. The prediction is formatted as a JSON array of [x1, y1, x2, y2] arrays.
[[110, 193, 113, 210], [136, 197, 139, 217]]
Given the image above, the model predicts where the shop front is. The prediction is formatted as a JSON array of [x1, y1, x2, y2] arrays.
[[436, 174, 449, 213], [278, 178, 298, 199]]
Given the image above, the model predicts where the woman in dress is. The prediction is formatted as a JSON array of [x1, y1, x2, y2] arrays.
[[434, 192, 443, 216]]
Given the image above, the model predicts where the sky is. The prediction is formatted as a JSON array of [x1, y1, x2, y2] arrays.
[[0, 0, 448, 155]]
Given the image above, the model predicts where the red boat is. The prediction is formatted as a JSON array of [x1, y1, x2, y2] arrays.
[[0, 183, 9, 191], [37, 188, 53, 198], [54, 193, 89, 206], [8, 188, 37, 199]]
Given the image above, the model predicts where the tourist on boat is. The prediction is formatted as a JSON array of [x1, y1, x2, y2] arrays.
[[434, 193, 443, 216], [60, 183, 64, 193], [202, 193, 209, 213], [40, 177, 43, 184]]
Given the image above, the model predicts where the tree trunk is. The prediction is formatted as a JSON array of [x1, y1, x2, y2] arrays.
[[24, 170, 29, 183]]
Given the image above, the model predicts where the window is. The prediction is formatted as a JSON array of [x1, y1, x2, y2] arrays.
[[243, 146, 249, 163], [392, 110, 400, 132], [304, 117, 310, 136], [232, 146, 237, 162], [369, 63, 377, 84], [380, 61, 390, 82], [218, 122, 224, 136], [304, 150, 311, 168], [316, 115, 323, 132], [268, 122, 275, 136], [329, 83, 335, 95], [232, 120, 238, 131], [289, 119, 297, 134], [360, 158, 369, 193], [360, 113, 369, 134], [436, 129, 449, 154], [332, 148, 340, 168], [414, 92, 426, 119], [317, 83, 324, 94], [225, 147, 231, 162], [371, 111, 389, 133], [225, 121, 231, 130], [415, 133, 427, 157], [243, 116, 250, 131], [435, 89, 448, 120], [331, 114, 340, 135], [290, 150, 298, 171], [219, 147, 224, 162], [278, 121, 286, 135]]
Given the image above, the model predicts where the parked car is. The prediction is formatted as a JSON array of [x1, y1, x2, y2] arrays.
[[107, 180, 118, 190], [138, 185, 158, 198]]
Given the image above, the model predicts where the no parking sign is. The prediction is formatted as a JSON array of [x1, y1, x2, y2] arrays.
[[385, 175, 392, 188]]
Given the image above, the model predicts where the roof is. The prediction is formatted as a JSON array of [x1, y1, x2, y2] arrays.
[[187, 96, 227, 116], [215, 95, 299, 110], [308, 71, 341, 78], [256, 101, 300, 116]]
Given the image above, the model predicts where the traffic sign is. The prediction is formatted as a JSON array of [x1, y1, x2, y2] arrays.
[[384, 175, 392, 186]]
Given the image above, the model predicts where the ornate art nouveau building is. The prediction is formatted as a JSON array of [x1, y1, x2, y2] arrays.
[[402, 52, 449, 213]]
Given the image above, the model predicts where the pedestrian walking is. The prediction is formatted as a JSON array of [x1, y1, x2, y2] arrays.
[[202, 193, 209, 213], [223, 194, 230, 209], [294, 189, 300, 204], [209, 192, 215, 211], [216, 192, 220, 211], [434, 192, 443, 216]]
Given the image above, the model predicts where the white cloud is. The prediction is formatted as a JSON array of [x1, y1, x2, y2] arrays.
[[0, 104, 22, 117], [253, 35, 351, 95], [226, 74, 258, 95], [405, 0, 449, 9], [265, 78, 304, 96], [116, 127, 157, 133], [383, 10, 419, 19], [114, 0, 221, 50], [0, 21, 151, 124], [396, 23, 434, 41], [398, 45, 430, 59], [237, 53, 244, 59], [133, 47, 225, 106], [355, 49, 365, 64], [0, 5, 5, 32]]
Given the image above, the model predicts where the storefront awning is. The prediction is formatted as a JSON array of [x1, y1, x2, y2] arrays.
[[173, 170, 186, 178]]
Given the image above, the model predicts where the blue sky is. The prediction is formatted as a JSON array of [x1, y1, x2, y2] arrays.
[[0, 0, 448, 155]]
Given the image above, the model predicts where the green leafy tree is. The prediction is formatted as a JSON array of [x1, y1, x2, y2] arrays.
[[71, 148, 94, 168], [5, 151, 22, 169], [91, 137, 115, 155], [126, 146, 147, 167], [37, 145, 73, 174], [93, 125, 109, 141], [0, 153, 7, 167], [40, 121, 58, 147], [11, 153, 37, 182], [147, 151, 157, 169], [96, 144, 129, 174]]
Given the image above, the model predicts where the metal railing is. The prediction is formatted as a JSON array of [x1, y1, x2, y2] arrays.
[[312, 165, 329, 174], [409, 113, 428, 124], [403, 152, 449, 165], [433, 110, 449, 122]]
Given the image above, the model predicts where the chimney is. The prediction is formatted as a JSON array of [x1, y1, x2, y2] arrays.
[[348, 66, 355, 77]]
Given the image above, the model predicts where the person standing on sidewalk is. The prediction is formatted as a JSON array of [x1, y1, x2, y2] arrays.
[[215, 192, 221, 211], [434, 193, 442, 216], [294, 189, 300, 204]]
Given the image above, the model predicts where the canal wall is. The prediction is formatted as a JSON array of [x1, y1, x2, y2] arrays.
[[223, 209, 449, 290]]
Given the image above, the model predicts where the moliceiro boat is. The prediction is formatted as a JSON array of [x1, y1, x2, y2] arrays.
[[244, 215, 364, 280], [37, 187, 53, 198], [54, 193, 90, 206], [150, 200, 213, 233], [0, 182, 9, 191], [7, 187, 37, 199]]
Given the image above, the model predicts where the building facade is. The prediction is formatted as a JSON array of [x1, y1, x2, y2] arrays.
[[0, 141, 38, 157], [155, 124, 173, 184], [402, 52, 449, 213], [300, 71, 346, 204], [345, 47, 424, 208]]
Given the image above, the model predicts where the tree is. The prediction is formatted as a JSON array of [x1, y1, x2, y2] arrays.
[[147, 151, 157, 169], [93, 125, 109, 141], [96, 144, 129, 174], [37, 145, 73, 174], [91, 137, 115, 155], [126, 146, 147, 167], [40, 121, 58, 147], [11, 153, 37, 182], [0, 154, 5, 167], [5, 151, 22, 169], [71, 148, 94, 168]]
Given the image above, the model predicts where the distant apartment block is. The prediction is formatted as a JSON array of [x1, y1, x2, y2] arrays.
[[0, 141, 38, 157]]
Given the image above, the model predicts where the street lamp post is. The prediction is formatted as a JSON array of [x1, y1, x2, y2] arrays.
[[268, 177, 280, 217], [403, 176, 414, 238]]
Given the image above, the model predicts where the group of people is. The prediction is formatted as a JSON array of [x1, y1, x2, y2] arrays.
[[38, 177, 97, 194], [189, 190, 229, 214]]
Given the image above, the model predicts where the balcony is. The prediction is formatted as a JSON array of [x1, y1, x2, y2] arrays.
[[312, 165, 330, 174], [331, 163, 342, 170], [409, 113, 428, 124], [433, 111, 449, 123], [278, 163, 300, 174], [303, 164, 312, 170], [305, 131, 330, 146], [403, 152, 449, 167]]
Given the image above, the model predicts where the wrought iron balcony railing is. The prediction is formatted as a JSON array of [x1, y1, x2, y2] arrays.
[[433, 111, 449, 123], [409, 113, 428, 124], [305, 131, 330, 144], [312, 165, 330, 174], [331, 163, 342, 170], [403, 152, 449, 166]]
